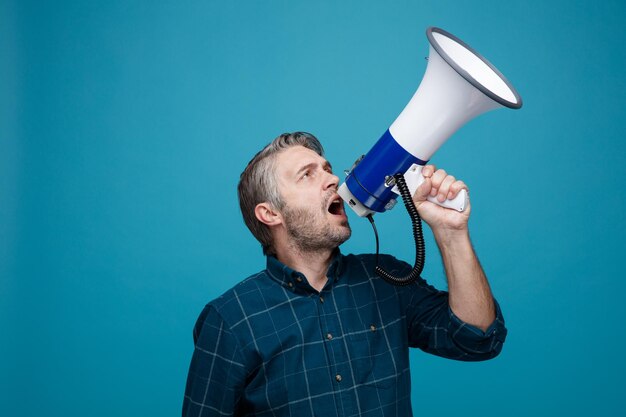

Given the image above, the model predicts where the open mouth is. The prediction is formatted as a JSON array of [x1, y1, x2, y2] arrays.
[[327, 196, 344, 216]]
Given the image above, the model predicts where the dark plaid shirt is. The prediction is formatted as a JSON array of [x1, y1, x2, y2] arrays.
[[183, 251, 507, 417]]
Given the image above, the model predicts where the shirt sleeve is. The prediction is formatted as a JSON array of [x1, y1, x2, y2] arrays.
[[403, 275, 508, 361], [182, 304, 250, 417]]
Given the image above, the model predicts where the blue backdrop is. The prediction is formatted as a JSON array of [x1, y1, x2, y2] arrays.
[[2, 1, 625, 416]]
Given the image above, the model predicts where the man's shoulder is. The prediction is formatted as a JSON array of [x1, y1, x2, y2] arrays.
[[207, 269, 272, 316], [190, 270, 271, 345]]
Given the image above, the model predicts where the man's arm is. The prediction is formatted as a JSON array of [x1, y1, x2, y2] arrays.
[[182, 305, 248, 417], [434, 229, 495, 331], [413, 165, 496, 331], [392, 256, 506, 361]]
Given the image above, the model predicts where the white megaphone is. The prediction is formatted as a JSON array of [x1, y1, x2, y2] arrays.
[[338, 27, 522, 217]]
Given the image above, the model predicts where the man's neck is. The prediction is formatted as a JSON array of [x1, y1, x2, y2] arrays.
[[276, 246, 335, 293]]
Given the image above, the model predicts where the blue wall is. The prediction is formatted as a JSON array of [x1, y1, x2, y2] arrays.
[[2, 1, 625, 415]]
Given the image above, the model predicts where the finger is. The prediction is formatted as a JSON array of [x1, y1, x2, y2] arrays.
[[447, 180, 468, 200], [437, 175, 456, 202], [429, 169, 447, 196], [421, 164, 436, 178]]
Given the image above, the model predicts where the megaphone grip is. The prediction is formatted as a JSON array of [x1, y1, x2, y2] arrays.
[[399, 164, 468, 212], [426, 189, 468, 211]]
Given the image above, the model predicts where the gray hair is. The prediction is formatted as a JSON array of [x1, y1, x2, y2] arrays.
[[238, 132, 325, 256]]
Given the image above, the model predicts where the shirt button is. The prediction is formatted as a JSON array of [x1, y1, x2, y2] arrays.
[[370, 324, 377, 332], [320, 296, 325, 303], [326, 333, 333, 340], [288, 282, 293, 288], [335, 374, 342, 382], [296, 276, 302, 282]]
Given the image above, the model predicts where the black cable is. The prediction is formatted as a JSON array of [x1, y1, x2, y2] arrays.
[[367, 173, 425, 286], [366, 213, 380, 266]]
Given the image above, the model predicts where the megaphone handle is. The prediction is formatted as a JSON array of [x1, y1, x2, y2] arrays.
[[399, 164, 469, 212], [426, 189, 468, 212]]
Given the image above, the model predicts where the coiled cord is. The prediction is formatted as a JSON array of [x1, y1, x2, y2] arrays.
[[366, 172, 425, 286]]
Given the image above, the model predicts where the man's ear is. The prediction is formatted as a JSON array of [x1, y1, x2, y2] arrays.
[[254, 202, 283, 226]]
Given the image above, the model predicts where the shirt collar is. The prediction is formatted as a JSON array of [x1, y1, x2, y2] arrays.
[[266, 248, 345, 293]]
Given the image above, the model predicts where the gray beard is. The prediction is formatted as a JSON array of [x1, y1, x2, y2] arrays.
[[282, 204, 351, 253]]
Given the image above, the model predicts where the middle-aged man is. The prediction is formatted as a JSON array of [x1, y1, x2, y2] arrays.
[[183, 132, 507, 417]]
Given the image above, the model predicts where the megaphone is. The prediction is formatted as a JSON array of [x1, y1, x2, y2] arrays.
[[338, 27, 522, 217]]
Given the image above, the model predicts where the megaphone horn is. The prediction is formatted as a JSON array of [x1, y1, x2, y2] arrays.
[[338, 27, 523, 217]]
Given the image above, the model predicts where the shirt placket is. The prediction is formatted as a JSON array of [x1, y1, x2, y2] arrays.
[[317, 282, 359, 417]]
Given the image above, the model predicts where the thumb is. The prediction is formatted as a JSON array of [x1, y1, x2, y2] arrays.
[[413, 177, 432, 205]]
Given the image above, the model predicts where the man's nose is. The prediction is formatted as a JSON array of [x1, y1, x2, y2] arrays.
[[324, 172, 340, 190]]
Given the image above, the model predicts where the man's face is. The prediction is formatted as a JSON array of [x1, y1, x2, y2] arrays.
[[274, 146, 351, 252]]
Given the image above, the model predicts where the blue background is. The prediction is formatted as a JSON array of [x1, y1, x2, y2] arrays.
[[2, 1, 625, 416]]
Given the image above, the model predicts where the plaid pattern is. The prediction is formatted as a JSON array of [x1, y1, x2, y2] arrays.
[[183, 251, 507, 417]]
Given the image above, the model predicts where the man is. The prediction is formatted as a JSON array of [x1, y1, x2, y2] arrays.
[[183, 132, 506, 417]]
